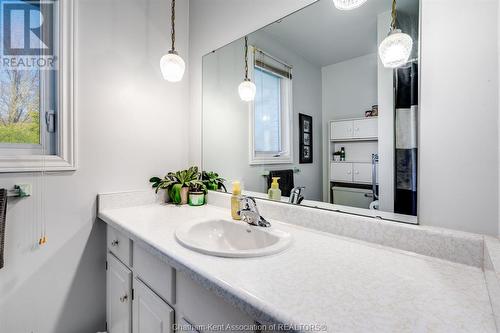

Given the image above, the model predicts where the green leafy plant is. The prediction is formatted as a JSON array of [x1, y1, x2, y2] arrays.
[[202, 171, 227, 192], [150, 166, 206, 204]]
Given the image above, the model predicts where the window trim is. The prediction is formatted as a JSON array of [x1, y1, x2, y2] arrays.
[[248, 46, 293, 165], [0, 0, 76, 172]]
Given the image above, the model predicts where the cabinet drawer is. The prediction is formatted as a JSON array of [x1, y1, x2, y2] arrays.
[[108, 226, 132, 267], [133, 278, 174, 333], [331, 120, 353, 140], [353, 118, 377, 139], [133, 244, 175, 305], [176, 272, 255, 333], [330, 162, 353, 182]]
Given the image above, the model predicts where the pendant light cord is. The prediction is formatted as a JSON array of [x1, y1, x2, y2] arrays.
[[171, 0, 176, 52], [244, 36, 249, 80], [391, 0, 397, 30]]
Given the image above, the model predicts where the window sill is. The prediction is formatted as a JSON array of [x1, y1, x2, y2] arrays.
[[249, 158, 293, 165], [0, 154, 76, 173]]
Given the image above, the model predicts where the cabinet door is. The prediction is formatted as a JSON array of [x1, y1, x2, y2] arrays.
[[331, 121, 353, 140], [353, 163, 372, 183], [133, 278, 174, 333], [176, 272, 255, 333], [107, 253, 132, 333], [330, 163, 353, 182], [353, 118, 377, 139]]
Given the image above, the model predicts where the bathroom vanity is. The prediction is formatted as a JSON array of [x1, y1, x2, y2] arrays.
[[98, 190, 500, 333]]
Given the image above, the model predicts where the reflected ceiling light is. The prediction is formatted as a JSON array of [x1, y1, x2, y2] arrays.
[[332, 0, 368, 10], [378, 0, 413, 68], [238, 36, 256, 102], [160, 0, 185, 82]]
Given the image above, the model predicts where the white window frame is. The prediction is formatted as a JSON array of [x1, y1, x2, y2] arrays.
[[0, 0, 76, 172], [248, 46, 293, 165]]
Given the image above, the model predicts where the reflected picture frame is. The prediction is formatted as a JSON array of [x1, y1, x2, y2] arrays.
[[299, 113, 313, 164]]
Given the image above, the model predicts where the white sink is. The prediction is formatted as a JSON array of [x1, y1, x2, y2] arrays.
[[175, 219, 292, 258]]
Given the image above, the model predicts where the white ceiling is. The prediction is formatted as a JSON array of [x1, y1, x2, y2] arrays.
[[258, 0, 419, 67]]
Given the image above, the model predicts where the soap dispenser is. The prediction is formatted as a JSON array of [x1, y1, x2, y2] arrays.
[[268, 177, 282, 201], [231, 181, 242, 220]]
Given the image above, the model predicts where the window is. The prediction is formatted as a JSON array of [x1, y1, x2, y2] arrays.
[[249, 47, 292, 165], [0, 0, 75, 172]]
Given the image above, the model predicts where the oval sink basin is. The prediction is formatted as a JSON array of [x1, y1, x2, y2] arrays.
[[175, 219, 292, 258]]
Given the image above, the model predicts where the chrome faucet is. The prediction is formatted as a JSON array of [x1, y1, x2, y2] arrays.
[[288, 186, 305, 205], [238, 196, 271, 227]]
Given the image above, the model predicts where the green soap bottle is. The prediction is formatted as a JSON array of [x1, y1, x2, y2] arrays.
[[268, 177, 282, 201]]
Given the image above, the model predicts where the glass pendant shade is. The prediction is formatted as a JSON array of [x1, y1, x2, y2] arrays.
[[238, 79, 256, 102], [378, 29, 413, 68], [160, 51, 185, 82], [332, 0, 368, 10]]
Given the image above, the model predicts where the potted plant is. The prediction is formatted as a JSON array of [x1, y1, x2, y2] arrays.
[[202, 171, 227, 192], [188, 181, 206, 207], [150, 166, 204, 205]]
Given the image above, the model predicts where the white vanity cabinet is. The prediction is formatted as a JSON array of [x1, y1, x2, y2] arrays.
[[106, 225, 259, 333]]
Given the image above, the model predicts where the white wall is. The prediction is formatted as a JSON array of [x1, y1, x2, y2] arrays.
[[419, 0, 499, 235], [321, 54, 378, 121], [203, 31, 323, 200], [0, 0, 190, 331]]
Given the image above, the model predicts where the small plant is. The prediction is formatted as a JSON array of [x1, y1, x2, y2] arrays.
[[202, 171, 227, 192], [150, 166, 206, 204]]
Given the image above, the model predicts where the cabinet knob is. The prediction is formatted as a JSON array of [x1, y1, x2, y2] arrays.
[[355, 171, 359, 174], [111, 240, 119, 247], [120, 294, 128, 303], [347, 171, 351, 174]]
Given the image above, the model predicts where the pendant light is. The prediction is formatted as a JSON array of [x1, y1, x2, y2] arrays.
[[378, 0, 413, 68], [160, 0, 185, 82], [333, 0, 368, 10], [238, 36, 256, 102]]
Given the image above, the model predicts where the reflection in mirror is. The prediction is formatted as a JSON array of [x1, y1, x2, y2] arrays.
[[202, 0, 420, 224]]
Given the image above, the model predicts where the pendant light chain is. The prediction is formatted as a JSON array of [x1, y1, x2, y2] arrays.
[[391, 0, 397, 31], [171, 0, 176, 52], [244, 36, 249, 80]]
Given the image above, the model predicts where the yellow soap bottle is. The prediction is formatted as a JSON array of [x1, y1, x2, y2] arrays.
[[231, 181, 242, 220], [268, 177, 282, 201]]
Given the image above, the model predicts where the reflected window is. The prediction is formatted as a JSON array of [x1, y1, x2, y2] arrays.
[[254, 68, 281, 154], [250, 48, 292, 165]]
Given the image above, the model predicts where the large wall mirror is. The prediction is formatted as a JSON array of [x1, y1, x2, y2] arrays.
[[202, 0, 420, 224]]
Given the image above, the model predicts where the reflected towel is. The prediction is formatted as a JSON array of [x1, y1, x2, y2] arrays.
[[267, 170, 294, 197], [0, 189, 6, 269]]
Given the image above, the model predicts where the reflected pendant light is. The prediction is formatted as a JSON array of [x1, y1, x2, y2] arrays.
[[333, 0, 368, 10], [378, 0, 413, 68], [238, 36, 256, 102], [160, 0, 185, 82]]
